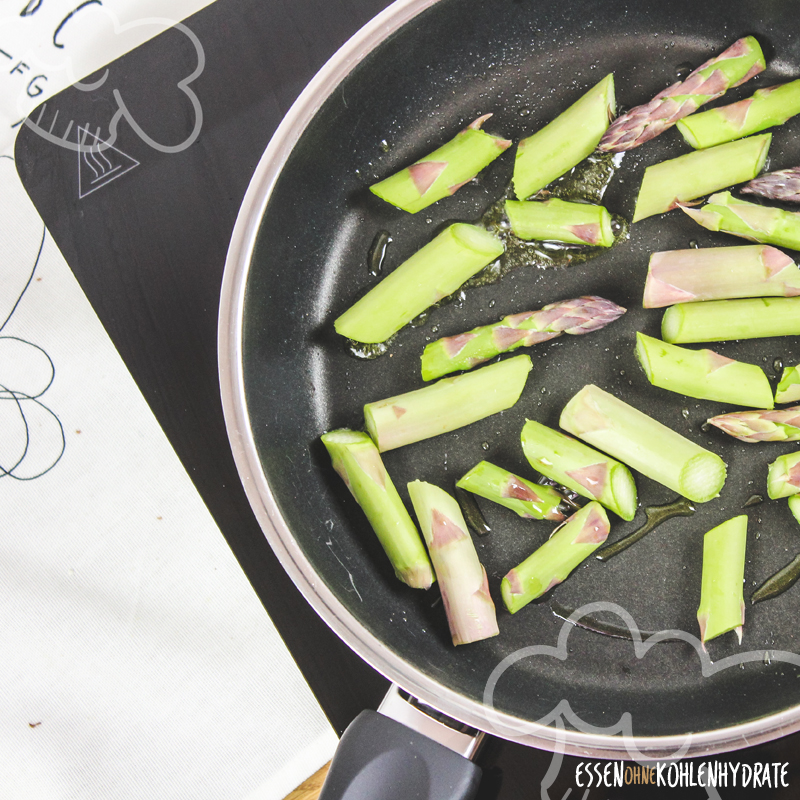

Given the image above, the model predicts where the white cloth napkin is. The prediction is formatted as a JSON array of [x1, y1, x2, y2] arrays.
[[0, 3, 337, 798]]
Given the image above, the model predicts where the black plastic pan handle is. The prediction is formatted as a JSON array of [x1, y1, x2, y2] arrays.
[[318, 710, 482, 800]]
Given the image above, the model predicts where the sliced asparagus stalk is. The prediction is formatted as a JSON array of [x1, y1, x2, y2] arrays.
[[635, 332, 774, 409], [790, 495, 800, 525], [599, 36, 765, 152], [767, 452, 800, 499], [706, 406, 800, 442], [632, 134, 771, 222], [560, 384, 727, 503], [776, 365, 800, 404], [335, 223, 504, 344], [456, 461, 568, 521], [321, 430, 434, 589], [681, 191, 800, 250], [407, 480, 498, 645], [370, 115, 512, 213], [677, 80, 800, 149], [520, 420, 637, 520], [697, 515, 747, 645], [365, 354, 531, 452], [420, 295, 626, 380], [662, 297, 800, 344], [506, 198, 615, 245], [643, 246, 800, 308], [501, 502, 610, 614], [742, 166, 800, 202], [512, 74, 615, 200]]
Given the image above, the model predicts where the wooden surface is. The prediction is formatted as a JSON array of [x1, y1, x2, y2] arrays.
[[283, 763, 330, 800]]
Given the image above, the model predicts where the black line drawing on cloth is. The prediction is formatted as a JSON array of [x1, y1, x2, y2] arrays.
[[0, 154, 65, 479]]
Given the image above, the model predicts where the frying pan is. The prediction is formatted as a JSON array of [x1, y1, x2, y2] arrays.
[[219, 0, 800, 775]]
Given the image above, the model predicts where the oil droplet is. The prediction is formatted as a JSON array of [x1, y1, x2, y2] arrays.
[[689, 239, 699, 249], [764, 650, 774, 665], [488, 299, 496, 308], [347, 339, 390, 360], [676, 62, 693, 79], [596, 497, 695, 561], [379, 139, 390, 152], [367, 230, 392, 276], [481, 441, 490, 451], [774, 358, 784, 373], [681, 408, 690, 419]]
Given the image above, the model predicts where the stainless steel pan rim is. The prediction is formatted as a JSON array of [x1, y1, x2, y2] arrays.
[[218, 0, 800, 759]]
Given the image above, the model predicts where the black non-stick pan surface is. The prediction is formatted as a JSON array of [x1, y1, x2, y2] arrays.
[[226, 0, 800, 753]]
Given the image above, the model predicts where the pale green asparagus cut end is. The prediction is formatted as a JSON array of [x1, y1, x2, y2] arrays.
[[697, 515, 747, 644], [635, 332, 774, 408], [321, 429, 434, 588], [776, 366, 800, 404], [512, 73, 615, 200], [632, 134, 771, 223]]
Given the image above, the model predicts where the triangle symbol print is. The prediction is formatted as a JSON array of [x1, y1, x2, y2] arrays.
[[77, 126, 140, 199]]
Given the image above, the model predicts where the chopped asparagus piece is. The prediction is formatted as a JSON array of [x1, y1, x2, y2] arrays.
[[706, 406, 800, 442], [456, 460, 567, 521], [408, 480, 498, 645], [321, 430, 434, 589], [370, 114, 512, 213], [635, 332, 774, 409], [776, 365, 800, 404], [512, 74, 615, 200], [790, 495, 800, 525], [420, 295, 625, 380], [767, 452, 800, 499], [742, 166, 800, 202], [643, 245, 800, 308], [506, 198, 615, 245], [682, 191, 800, 250], [561, 384, 726, 503], [599, 36, 765, 152], [501, 502, 610, 613], [365, 354, 532, 452], [662, 297, 800, 344], [697, 515, 747, 644], [632, 134, 771, 222], [335, 223, 504, 344], [520, 419, 637, 520], [677, 80, 800, 149]]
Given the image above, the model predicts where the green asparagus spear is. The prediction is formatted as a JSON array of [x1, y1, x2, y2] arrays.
[[506, 198, 615, 245], [776, 365, 800, 404], [364, 354, 531, 452], [420, 296, 625, 380], [706, 406, 800, 442], [334, 223, 504, 344], [321, 430, 434, 588], [662, 297, 800, 344], [560, 385, 726, 503], [643, 246, 800, 308], [632, 134, 770, 222], [677, 80, 800, 150], [520, 420, 637, 520], [767, 452, 800, 499], [599, 36, 765, 152], [790, 495, 800, 525], [635, 332, 774, 408], [370, 115, 512, 213], [456, 461, 568, 521], [682, 191, 800, 250], [512, 74, 615, 200], [501, 501, 610, 613], [407, 480, 498, 645], [697, 515, 747, 644], [742, 167, 800, 202]]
